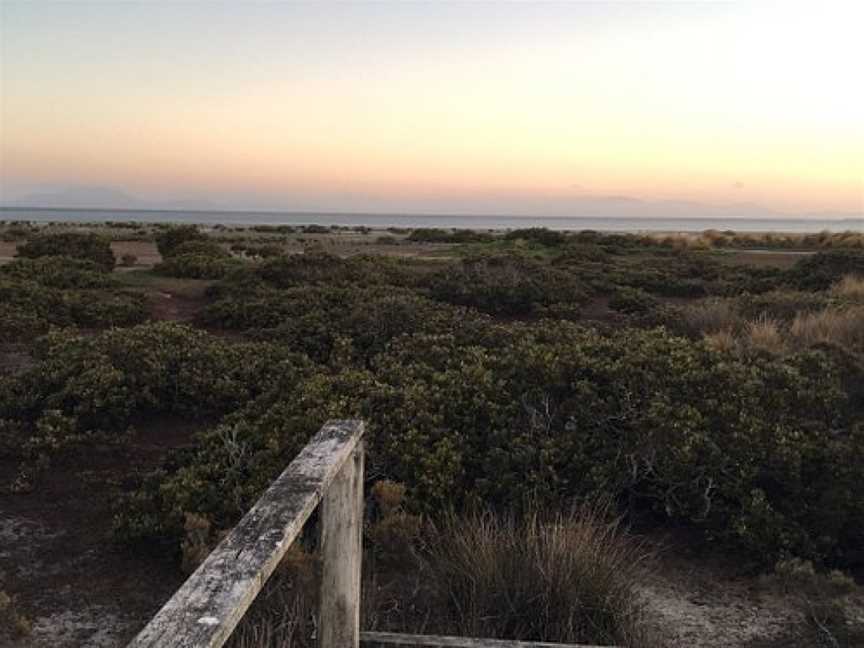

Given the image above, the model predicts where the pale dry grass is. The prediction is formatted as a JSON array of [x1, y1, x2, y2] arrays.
[[745, 316, 787, 354], [643, 230, 864, 250], [703, 329, 739, 354], [426, 505, 658, 647], [682, 299, 743, 335], [789, 307, 864, 349], [831, 275, 864, 300]]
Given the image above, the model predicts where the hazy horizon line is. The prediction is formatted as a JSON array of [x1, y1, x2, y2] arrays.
[[1, 204, 860, 224]]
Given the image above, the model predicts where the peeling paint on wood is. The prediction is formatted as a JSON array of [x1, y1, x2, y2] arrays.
[[127, 419, 365, 648]]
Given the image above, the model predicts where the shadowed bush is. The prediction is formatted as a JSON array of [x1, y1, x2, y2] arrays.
[[16, 232, 115, 271]]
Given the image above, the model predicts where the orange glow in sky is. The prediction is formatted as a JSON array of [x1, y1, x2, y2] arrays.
[[1, 1, 862, 217]]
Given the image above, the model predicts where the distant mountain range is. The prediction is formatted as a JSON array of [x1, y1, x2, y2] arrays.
[[1, 186, 218, 212], [1, 184, 861, 223]]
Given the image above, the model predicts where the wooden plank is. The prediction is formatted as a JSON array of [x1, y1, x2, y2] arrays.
[[319, 439, 364, 648], [128, 419, 365, 648], [359, 632, 617, 648]]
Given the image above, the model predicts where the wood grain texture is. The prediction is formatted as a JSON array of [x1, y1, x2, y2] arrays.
[[360, 632, 617, 648], [319, 440, 364, 648], [128, 419, 365, 648]]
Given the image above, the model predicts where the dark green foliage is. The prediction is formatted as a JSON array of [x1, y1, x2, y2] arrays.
[[155, 254, 242, 279], [153, 238, 239, 279], [0, 323, 308, 468], [407, 228, 452, 243], [170, 240, 230, 258], [609, 287, 659, 314], [16, 232, 115, 271], [406, 228, 493, 244], [154, 225, 209, 258], [6, 226, 864, 573], [504, 227, 567, 247], [0, 277, 147, 342], [786, 250, 864, 291], [201, 284, 491, 363], [0, 256, 118, 289], [105, 319, 864, 567], [428, 255, 587, 315], [244, 244, 283, 258], [248, 253, 422, 290]]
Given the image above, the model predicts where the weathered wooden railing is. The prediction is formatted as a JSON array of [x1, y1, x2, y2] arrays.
[[130, 419, 365, 648], [129, 419, 615, 648]]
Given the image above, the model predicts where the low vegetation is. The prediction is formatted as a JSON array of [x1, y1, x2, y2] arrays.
[[2, 224, 862, 646]]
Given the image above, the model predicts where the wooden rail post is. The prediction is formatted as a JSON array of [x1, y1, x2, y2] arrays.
[[319, 439, 364, 648], [127, 420, 365, 648]]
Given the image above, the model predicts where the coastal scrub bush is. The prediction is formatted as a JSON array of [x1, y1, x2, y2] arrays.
[[608, 287, 659, 315], [407, 228, 452, 243], [0, 277, 147, 339], [787, 250, 864, 291], [170, 240, 230, 258], [1, 323, 308, 472], [16, 232, 115, 271], [201, 284, 490, 363], [154, 225, 209, 257], [503, 227, 567, 247], [114, 319, 864, 568], [428, 255, 587, 315], [155, 253, 241, 279], [0, 256, 117, 289]]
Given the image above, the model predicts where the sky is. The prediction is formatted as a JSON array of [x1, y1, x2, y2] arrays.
[[0, 1, 862, 218]]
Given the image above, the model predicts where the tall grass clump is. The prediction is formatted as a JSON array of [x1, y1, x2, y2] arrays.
[[681, 298, 742, 335], [426, 505, 656, 647], [789, 307, 864, 350], [745, 315, 786, 354], [831, 275, 864, 300]]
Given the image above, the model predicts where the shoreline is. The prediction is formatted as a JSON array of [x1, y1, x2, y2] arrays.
[[1, 206, 860, 234]]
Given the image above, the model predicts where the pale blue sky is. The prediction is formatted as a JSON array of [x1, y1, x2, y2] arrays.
[[1, 1, 862, 217]]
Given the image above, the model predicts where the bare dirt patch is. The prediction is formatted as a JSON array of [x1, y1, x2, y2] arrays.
[[0, 418, 200, 647]]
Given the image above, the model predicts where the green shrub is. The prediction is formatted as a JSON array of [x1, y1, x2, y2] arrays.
[[0, 256, 117, 289], [0, 277, 147, 334], [155, 225, 209, 257], [155, 254, 241, 279], [113, 319, 864, 568], [16, 232, 115, 271], [2, 323, 307, 465], [170, 240, 230, 258], [407, 228, 452, 243], [609, 287, 659, 315], [429, 255, 586, 315], [0, 304, 48, 343], [504, 227, 567, 247], [787, 251, 864, 291]]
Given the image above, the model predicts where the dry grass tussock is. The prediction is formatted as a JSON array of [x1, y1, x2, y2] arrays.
[[644, 230, 864, 250], [682, 298, 743, 335], [789, 307, 864, 349], [831, 274, 864, 300], [687, 291, 864, 355], [425, 504, 658, 647], [228, 504, 658, 648], [745, 316, 787, 355]]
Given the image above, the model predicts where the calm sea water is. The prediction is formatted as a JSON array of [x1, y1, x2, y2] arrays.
[[1, 207, 861, 233]]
